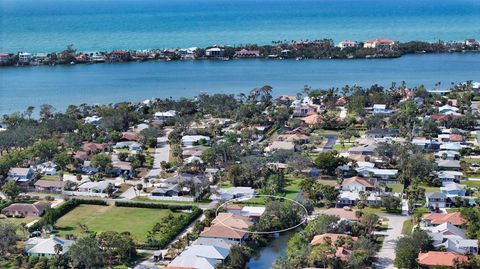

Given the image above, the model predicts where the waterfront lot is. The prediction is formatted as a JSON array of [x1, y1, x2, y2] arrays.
[[55, 204, 185, 243]]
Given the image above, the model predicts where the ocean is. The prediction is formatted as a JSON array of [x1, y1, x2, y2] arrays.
[[1, 53, 480, 115], [1, 0, 480, 53]]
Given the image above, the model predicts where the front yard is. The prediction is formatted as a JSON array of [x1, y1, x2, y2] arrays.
[[55, 204, 187, 243]]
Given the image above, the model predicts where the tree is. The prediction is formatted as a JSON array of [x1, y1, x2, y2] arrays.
[[69, 235, 104, 269], [91, 153, 112, 173], [1, 180, 20, 201], [394, 230, 432, 269], [39, 104, 55, 120], [381, 195, 402, 213], [0, 222, 19, 256], [314, 151, 347, 176], [105, 183, 115, 197], [97, 231, 136, 268], [359, 212, 379, 236], [53, 151, 72, 170]]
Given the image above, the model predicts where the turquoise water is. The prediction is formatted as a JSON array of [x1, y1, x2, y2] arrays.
[[1, 0, 480, 52], [1, 53, 480, 115]]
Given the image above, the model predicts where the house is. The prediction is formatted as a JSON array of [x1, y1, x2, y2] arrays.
[[0, 53, 11, 63], [437, 160, 461, 171], [440, 182, 466, 198], [200, 213, 253, 242], [182, 146, 208, 157], [25, 236, 74, 258], [120, 132, 139, 141], [192, 237, 238, 250], [179, 245, 229, 261], [363, 38, 396, 49], [7, 167, 35, 185], [338, 191, 381, 206], [34, 180, 65, 192], [185, 156, 203, 164], [292, 103, 317, 117], [78, 181, 110, 193], [34, 161, 58, 176], [310, 233, 358, 261], [82, 142, 106, 152], [436, 171, 464, 184], [154, 110, 176, 121], [226, 205, 265, 220], [181, 135, 211, 147], [234, 49, 260, 58], [19, 52, 32, 63], [210, 186, 255, 201], [422, 212, 466, 227], [302, 113, 323, 125], [435, 151, 460, 160], [365, 128, 398, 138], [440, 142, 464, 152], [150, 184, 180, 197], [465, 39, 478, 46], [355, 167, 398, 182], [112, 161, 133, 175], [322, 207, 359, 222], [417, 251, 468, 268], [340, 176, 375, 192], [2, 201, 51, 217], [438, 105, 460, 115], [73, 151, 90, 161], [167, 255, 219, 269], [84, 116, 102, 125], [425, 192, 448, 209], [372, 104, 390, 114], [337, 40, 357, 49], [265, 140, 295, 152], [348, 143, 378, 156], [276, 133, 310, 144], [205, 47, 225, 57], [113, 141, 142, 151]]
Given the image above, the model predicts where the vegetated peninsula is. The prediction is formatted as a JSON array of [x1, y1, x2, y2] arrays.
[[1, 38, 479, 67]]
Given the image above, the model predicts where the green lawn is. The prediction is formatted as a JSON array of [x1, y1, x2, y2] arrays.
[[0, 216, 37, 227], [418, 183, 440, 193], [401, 219, 413, 235], [55, 205, 186, 243], [284, 177, 302, 200], [387, 183, 404, 193], [460, 180, 480, 189], [332, 143, 355, 152], [40, 175, 60, 181], [217, 182, 233, 189]]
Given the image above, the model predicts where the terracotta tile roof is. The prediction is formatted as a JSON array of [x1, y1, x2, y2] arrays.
[[121, 132, 139, 141], [81, 143, 105, 151], [341, 176, 374, 188], [200, 224, 247, 240], [423, 212, 466, 226], [322, 208, 359, 221], [73, 151, 89, 160], [302, 113, 323, 125], [226, 204, 243, 210], [449, 134, 464, 142], [418, 251, 468, 267], [310, 233, 358, 246], [200, 213, 253, 240]]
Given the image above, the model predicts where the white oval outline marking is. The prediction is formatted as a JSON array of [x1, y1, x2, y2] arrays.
[[215, 194, 308, 234]]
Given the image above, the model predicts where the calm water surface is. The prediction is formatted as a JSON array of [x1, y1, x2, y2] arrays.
[[1, 53, 480, 115], [246, 232, 294, 269]]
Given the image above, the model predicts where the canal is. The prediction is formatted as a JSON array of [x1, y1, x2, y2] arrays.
[[246, 231, 294, 269]]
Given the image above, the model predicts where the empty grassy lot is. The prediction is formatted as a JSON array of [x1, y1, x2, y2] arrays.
[[55, 204, 185, 243]]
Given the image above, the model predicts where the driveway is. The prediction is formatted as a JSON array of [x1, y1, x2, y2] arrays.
[[322, 135, 337, 152], [147, 131, 171, 179], [374, 214, 409, 269]]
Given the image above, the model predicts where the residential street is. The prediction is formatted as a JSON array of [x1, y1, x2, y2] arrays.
[[374, 214, 409, 269], [146, 131, 171, 179]]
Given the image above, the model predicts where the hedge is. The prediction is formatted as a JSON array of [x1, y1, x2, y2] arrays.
[[114, 201, 197, 211], [137, 206, 203, 249], [29, 199, 107, 232]]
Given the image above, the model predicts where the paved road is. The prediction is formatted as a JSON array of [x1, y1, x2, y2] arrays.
[[374, 214, 409, 269], [322, 135, 338, 152], [147, 131, 171, 179]]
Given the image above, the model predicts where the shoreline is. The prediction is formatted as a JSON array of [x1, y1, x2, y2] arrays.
[[1, 38, 479, 69]]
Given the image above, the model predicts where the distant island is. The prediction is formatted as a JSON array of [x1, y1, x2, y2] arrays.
[[1, 38, 479, 68]]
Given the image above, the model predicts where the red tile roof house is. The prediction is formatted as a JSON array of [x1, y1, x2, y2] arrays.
[[339, 176, 375, 192], [422, 212, 466, 228], [81, 142, 106, 152], [234, 49, 261, 58], [200, 213, 253, 242], [310, 233, 359, 261], [417, 251, 468, 268], [1, 201, 51, 217], [120, 131, 139, 141]]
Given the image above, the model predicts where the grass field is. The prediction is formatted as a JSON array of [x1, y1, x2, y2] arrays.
[[0, 216, 37, 227], [418, 183, 440, 193], [55, 205, 185, 243], [387, 183, 404, 193], [460, 180, 480, 189], [401, 219, 413, 235]]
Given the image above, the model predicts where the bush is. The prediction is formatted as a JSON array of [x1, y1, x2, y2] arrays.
[[114, 201, 197, 211]]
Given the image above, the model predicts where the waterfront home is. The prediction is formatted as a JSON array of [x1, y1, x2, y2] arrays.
[[181, 135, 211, 147], [422, 212, 466, 227], [417, 251, 468, 268], [154, 110, 176, 121], [322, 207, 359, 222], [84, 115, 102, 125], [7, 167, 35, 185], [425, 192, 448, 209], [337, 40, 357, 49], [363, 38, 396, 50], [167, 255, 219, 269], [34, 180, 65, 192], [25, 236, 74, 258], [205, 47, 225, 57], [234, 49, 260, 58], [0, 53, 11, 63], [226, 205, 265, 220], [169, 244, 229, 268], [18, 52, 32, 63], [2, 201, 51, 217], [465, 39, 478, 47], [200, 213, 253, 242], [192, 238, 238, 250]]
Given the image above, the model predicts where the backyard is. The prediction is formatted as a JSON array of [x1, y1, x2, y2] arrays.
[[55, 204, 187, 243]]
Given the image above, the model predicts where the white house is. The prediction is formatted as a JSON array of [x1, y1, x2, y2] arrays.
[[436, 171, 465, 184], [154, 110, 176, 121], [84, 116, 102, 125], [19, 52, 32, 63], [25, 236, 74, 257], [205, 47, 225, 57], [210, 186, 255, 201], [373, 104, 390, 114], [425, 192, 448, 209], [337, 40, 357, 49], [181, 135, 211, 147], [363, 38, 396, 49], [439, 105, 459, 115], [34, 161, 58, 176]]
